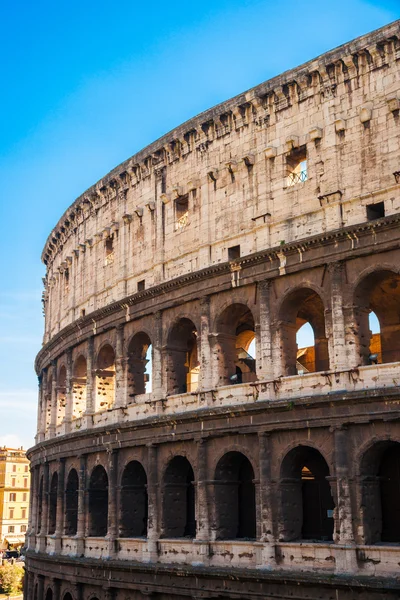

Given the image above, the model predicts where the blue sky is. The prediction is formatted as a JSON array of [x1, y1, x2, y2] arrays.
[[0, 0, 398, 450]]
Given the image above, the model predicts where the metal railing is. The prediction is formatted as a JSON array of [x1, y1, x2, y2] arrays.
[[287, 169, 308, 187]]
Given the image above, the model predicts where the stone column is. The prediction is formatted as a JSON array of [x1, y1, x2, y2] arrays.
[[151, 311, 164, 404], [53, 578, 61, 600], [39, 463, 50, 552], [27, 465, 38, 548], [199, 297, 212, 390], [26, 570, 35, 600], [104, 588, 116, 600], [257, 432, 276, 567], [36, 373, 45, 443], [54, 458, 66, 552], [85, 336, 95, 415], [332, 426, 357, 572], [196, 438, 210, 541], [256, 281, 274, 380], [64, 349, 73, 432], [75, 582, 84, 600], [115, 324, 126, 408], [76, 454, 87, 556], [328, 262, 349, 371], [107, 448, 119, 558], [48, 360, 58, 437], [146, 443, 159, 561]]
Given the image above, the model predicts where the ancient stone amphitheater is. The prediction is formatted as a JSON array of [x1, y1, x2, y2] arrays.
[[26, 20, 400, 600]]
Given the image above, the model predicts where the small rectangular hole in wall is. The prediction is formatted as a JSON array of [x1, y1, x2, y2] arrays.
[[137, 280, 145, 292], [105, 235, 114, 264], [286, 145, 307, 187], [175, 195, 189, 228], [228, 245, 241, 260], [81, 309, 86, 318], [366, 202, 385, 221]]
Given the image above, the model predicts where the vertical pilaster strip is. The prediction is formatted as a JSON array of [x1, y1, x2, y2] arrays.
[[152, 311, 164, 402], [107, 448, 119, 557], [64, 349, 73, 431], [53, 578, 61, 600], [76, 454, 87, 556], [329, 262, 348, 371], [115, 324, 126, 407], [199, 297, 212, 390], [146, 443, 159, 560], [55, 458, 66, 548], [36, 373, 44, 443], [257, 280, 274, 380], [37, 575, 45, 600], [195, 438, 210, 542], [49, 360, 58, 437], [85, 336, 95, 414]]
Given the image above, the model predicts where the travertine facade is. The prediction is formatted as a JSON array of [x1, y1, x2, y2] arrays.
[[26, 20, 400, 600]]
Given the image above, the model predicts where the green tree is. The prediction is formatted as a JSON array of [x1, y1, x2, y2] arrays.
[[0, 562, 24, 595]]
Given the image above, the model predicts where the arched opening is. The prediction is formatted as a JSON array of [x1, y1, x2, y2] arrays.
[[57, 365, 67, 426], [167, 319, 199, 394], [48, 472, 58, 535], [95, 345, 115, 411], [45, 589, 53, 600], [162, 456, 195, 538], [62, 594, 73, 600], [360, 441, 400, 544], [37, 476, 43, 533], [72, 355, 87, 419], [120, 461, 148, 537], [280, 446, 334, 542], [88, 465, 108, 537], [65, 468, 79, 536], [215, 304, 256, 385], [214, 451, 256, 540], [354, 270, 400, 365], [127, 333, 152, 397], [279, 288, 329, 375]]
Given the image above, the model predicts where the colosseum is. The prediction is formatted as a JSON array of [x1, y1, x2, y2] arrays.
[[26, 19, 400, 600]]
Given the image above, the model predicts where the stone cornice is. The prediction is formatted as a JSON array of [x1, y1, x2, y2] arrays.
[[35, 214, 400, 373], [41, 20, 400, 267]]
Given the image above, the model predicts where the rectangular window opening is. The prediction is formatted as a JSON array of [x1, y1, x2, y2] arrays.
[[105, 235, 114, 265], [8, 526, 14, 533], [137, 280, 145, 292], [366, 202, 385, 221], [175, 195, 189, 229], [286, 146, 308, 187], [228, 245, 241, 260]]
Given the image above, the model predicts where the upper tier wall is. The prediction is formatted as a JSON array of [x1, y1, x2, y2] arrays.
[[41, 21, 400, 342]]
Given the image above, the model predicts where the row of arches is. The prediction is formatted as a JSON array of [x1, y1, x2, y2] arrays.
[[35, 441, 400, 544], [42, 267, 400, 430]]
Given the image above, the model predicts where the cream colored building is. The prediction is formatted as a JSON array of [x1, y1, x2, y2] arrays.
[[0, 447, 30, 550]]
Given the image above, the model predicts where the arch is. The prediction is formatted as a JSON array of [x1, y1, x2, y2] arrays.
[[166, 318, 199, 394], [353, 269, 400, 365], [162, 456, 195, 538], [214, 451, 256, 540], [65, 468, 79, 535], [88, 465, 108, 537], [278, 287, 329, 375], [45, 588, 53, 600], [280, 445, 334, 542], [127, 332, 152, 397], [95, 344, 115, 411], [37, 475, 43, 533], [62, 594, 74, 600], [57, 365, 67, 426], [120, 461, 148, 537], [48, 471, 58, 534], [215, 303, 256, 386], [360, 440, 400, 544], [72, 355, 87, 419]]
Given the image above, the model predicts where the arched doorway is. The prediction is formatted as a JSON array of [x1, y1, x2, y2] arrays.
[[279, 288, 329, 375], [88, 465, 108, 536], [215, 304, 256, 385], [360, 441, 400, 543], [166, 319, 199, 394], [162, 456, 195, 538], [65, 468, 79, 535], [214, 451, 256, 540], [48, 472, 58, 535], [127, 333, 152, 397], [280, 446, 334, 541], [95, 345, 115, 410], [354, 270, 400, 365], [120, 461, 148, 537]]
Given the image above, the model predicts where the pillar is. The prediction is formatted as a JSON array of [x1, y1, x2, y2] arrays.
[[48, 360, 58, 437], [36, 373, 45, 443], [39, 463, 50, 552], [27, 465, 38, 548], [53, 579, 61, 600], [146, 443, 159, 561], [85, 337, 95, 414], [257, 432, 276, 567], [196, 438, 210, 541], [332, 425, 357, 573], [54, 458, 66, 551], [76, 454, 87, 556], [199, 297, 212, 390], [37, 575, 44, 600], [329, 262, 349, 371], [115, 324, 127, 407], [256, 281, 274, 380], [152, 311, 164, 402], [64, 350, 73, 432], [107, 448, 119, 557]]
